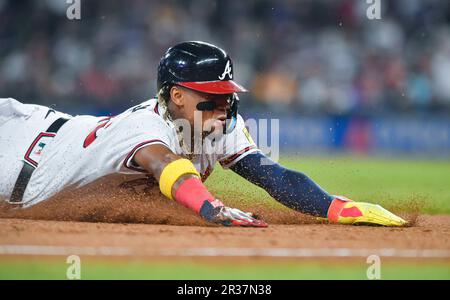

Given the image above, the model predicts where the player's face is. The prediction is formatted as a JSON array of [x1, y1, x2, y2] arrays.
[[175, 86, 230, 134]]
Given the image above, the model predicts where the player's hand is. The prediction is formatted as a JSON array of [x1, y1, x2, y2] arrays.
[[200, 200, 268, 227], [328, 196, 407, 226], [215, 206, 268, 227]]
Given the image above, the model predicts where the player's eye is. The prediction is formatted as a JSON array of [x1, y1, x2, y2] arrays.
[[196, 100, 216, 111]]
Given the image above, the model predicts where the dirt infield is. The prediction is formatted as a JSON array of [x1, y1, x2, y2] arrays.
[[0, 214, 449, 248], [0, 181, 449, 259], [0, 215, 449, 259]]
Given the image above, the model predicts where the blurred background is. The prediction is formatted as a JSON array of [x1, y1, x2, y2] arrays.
[[1, 0, 449, 156]]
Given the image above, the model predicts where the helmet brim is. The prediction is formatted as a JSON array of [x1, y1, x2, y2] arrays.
[[177, 80, 248, 94]]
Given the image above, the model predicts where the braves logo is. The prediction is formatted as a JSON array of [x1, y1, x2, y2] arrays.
[[218, 60, 232, 80]]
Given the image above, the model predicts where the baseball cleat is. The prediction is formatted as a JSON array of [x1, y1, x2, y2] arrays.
[[328, 197, 407, 227]]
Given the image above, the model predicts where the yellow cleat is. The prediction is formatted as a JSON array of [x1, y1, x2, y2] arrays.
[[328, 196, 407, 227]]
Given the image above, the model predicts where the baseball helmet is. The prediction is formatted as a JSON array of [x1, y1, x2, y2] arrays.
[[157, 41, 247, 94], [157, 41, 247, 133]]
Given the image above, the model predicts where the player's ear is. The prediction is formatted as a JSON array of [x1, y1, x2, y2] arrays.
[[170, 86, 185, 107]]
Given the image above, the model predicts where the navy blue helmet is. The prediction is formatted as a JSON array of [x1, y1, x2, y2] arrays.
[[157, 41, 247, 94]]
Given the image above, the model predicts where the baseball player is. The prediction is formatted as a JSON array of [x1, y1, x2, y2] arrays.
[[0, 41, 406, 227]]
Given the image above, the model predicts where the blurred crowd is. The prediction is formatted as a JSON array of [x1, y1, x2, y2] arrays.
[[1, 0, 450, 115]]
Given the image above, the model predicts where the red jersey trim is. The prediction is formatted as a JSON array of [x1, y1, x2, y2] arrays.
[[219, 145, 257, 168], [24, 132, 56, 167]]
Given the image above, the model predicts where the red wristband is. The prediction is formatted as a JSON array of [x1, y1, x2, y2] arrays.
[[174, 177, 215, 213]]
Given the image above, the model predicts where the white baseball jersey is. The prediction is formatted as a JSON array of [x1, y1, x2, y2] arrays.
[[0, 98, 259, 207]]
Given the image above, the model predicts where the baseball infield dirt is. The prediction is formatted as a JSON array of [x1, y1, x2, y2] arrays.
[[0, 180, 449, 258], [0, 215, 449, 255]]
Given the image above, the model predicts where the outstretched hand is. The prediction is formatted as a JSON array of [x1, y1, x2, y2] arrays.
[[200, 200, 268, 227]]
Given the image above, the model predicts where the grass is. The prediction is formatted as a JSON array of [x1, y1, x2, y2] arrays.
[[205, 156, 450, 214], [1, 258, 449, 280]]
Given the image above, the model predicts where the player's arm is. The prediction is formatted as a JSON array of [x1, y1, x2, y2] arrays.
[[230, 152, 407, 226], [133, 144, 267, 227]]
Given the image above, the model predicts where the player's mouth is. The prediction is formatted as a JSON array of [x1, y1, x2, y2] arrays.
[[214, 115, 227, 129], [204, 115, 227, 135], [217, 115, 226, 124]]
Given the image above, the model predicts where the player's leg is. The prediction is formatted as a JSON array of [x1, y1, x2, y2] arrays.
[[0, 98, 65, 203], [231, 152, 406, 226], [0, 98, 33, 201]]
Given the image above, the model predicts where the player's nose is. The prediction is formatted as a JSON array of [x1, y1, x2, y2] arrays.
[[214, 101, 228, 114], [214, 106, 227, 119]]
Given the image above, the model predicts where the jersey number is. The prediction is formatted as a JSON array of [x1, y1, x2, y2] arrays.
[[83, 117, 112, 148]]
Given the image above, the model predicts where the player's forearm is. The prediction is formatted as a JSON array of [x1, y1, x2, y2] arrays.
[[230, 152, 334, 217], [133, 145, 267, 227], [171, 173, 218, 213], [134, 145, 220, 216], [154, 159, 264, 226]]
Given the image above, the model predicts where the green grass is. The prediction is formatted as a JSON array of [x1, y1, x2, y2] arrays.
[[205, 156, 450, 214], [1, 258, 449, 280]]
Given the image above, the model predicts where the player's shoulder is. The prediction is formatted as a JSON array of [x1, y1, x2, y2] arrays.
[[227, 113, 256, 145], [112, 98, 173, 132], [122, 99, 166, 122], [234, 113, 248, 130], [125, 98, 159, 116]]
